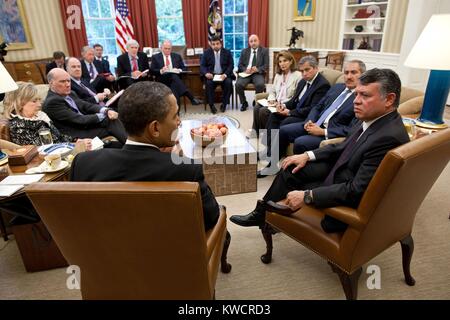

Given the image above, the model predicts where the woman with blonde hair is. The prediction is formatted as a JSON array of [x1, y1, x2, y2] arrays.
[[250, 50, 302, 138], [3, 82, 91, 149]]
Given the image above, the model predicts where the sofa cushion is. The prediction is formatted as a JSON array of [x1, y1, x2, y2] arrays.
[[319, 68, 344, 86], [398, 95, 424, 117]]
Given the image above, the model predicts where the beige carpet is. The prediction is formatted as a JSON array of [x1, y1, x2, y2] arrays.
[[0, 102, 449, 300]]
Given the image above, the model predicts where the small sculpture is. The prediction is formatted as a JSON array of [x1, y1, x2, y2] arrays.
[[354, 25, 364, 33], [287, 27, 304, 48]]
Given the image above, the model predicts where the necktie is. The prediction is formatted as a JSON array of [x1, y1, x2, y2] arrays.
[[214, 51, 222, 74], [316, 89, 350, 126], [165, 55, 170, 67], [89, 63, 94, 79], [79, 82, 96, 97], [322, 126, 364, 186], [65, 96, 82, 114], [251, 50, 257, 67], [132, 57, 138, 72], [295, 82, 311, 110]]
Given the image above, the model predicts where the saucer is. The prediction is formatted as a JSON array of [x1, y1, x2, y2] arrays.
[[25, 161, 69, 174]]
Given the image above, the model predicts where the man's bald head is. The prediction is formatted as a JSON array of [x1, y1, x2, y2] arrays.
[[48, 68, 72, 96], [249, 34, 260, 49]]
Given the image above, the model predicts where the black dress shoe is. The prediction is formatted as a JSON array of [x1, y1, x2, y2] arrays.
[[210, 105, 217, 114], [240, 101, 248, 112], [220, 104, 226, 112], [266, 201, 296, 216], [191, 98, 202, 105], [229, 200, 266, 227]]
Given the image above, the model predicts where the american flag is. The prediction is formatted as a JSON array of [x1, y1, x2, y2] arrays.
[[115, 0, 135, 53]]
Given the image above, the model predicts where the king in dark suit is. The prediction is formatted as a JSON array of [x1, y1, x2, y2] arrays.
[[230, 68, 410, 233], [279, 60, 367, 156], [200, 35, 235, 114], [43, 68, 127, 144], [116, 40, 150, 90], [235, 35, 270, 111], [150, 40, 201, 106], [70, 81, 220, 231]]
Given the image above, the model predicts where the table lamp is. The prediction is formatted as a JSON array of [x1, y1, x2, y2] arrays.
[[404, 14, 450, 129], [0, 61, 18, 165]]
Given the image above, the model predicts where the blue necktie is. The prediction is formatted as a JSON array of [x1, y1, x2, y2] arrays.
[[214, 51, 222, 74], [295, 82, 311, 112], [65, 96, 82, 114], [316, 89, 350, 126], [89, 63, 95, 79]]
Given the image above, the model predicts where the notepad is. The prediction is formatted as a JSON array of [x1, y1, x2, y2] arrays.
[[238, 72, 251, 78], [256, 98, 276, 108], [105, 90, 124, 107], [0, 185, 24, 197], [1, 174, 45, 185], [213, 74, 223, 82]]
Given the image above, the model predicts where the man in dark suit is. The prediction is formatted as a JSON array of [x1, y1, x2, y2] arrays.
[[279, 60, 366, 156], [43, 68, 127, 144], [45, 51, 66, 75], [116, 40, 150, 90], [230, 68, 409, 233], [70, 81, 220, 231], [66, 57, 107, 105], [235, 34, 270, 111], [150, 40, 201, 106], [80, 46, 115, 93], [200, 35, 235, 114], [260, 56, 330, 176], [93, 43, 112, 74]]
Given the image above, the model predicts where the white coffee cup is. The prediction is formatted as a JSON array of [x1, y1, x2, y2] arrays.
[[44, 153, 61, 170]]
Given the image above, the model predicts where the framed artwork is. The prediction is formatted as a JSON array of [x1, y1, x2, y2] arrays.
[[294, 0, 316, 22], [0, 0, 33, 50]]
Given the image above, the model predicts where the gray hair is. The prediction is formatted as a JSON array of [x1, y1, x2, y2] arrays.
[[126, 39, 139, 49], [160, 39, 172, 47], [81, 46, 93, 55], [47, 68, 56, 83], [359, 68, 402, 108], [299, 55, 318, 68], [346, 59, 366, 73]]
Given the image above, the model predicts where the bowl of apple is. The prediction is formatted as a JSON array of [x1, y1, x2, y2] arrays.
[[190, 122, 228, 147]]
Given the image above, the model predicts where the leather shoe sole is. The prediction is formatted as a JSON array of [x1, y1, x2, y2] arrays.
[[266, 201, 296, 216]]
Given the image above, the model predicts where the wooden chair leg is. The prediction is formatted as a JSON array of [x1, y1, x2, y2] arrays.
[[221, 230, 232, 273], [260, 223, 275, 264], [400, 235, 416, 286], [329, 263, 362, 300], [0, 210, 8, 241]]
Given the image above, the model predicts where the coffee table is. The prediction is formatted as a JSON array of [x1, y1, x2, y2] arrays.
[[178, 116, 257, 196]]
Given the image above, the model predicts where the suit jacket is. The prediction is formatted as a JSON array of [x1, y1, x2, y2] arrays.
[[311, 111, 409, 208], [96, 57, 111, 74], [70, 79, 98, 104], [150, 52, 186, 77], [200, 48, 235, 80], [45, 61, 66, 75], [70, 144, 220, 230], [237, 46, 269, 75], [116, 52, 150, 77], [267, 71, 302, 103], [80, 59, 106, 84], [285, 72, 330, 119], [42, 90, 104, 137], [306, 84, 356, 139]]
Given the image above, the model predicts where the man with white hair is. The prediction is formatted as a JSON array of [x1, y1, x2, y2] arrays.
[[150, 40, 202, 106], [116, 40, 150, 89], [80, 46, 114, 93], [43, 68, 127, 145], [235, 34, 269, 111]]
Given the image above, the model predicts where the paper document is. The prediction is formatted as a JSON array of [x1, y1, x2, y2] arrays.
[[268, 106, 277, 113], [238, 72, 251, 78], [91, 137, 105, 151], [0, 174, 45, 185], [166, 68, 181, 74], [256, 99, 276, 108], [213, 75, 223, 82], [0, 185, 24, 197], [105, 90, 124, 107]]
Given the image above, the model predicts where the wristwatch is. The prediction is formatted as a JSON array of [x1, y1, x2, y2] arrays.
[[304, 190, 313, 205]]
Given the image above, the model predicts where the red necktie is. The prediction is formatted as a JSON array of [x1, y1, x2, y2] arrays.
[[132, 57, 138, 72], [165, 55, 170, 67]]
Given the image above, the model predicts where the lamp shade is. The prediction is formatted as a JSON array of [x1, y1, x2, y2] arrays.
[[404, 14, 450, 70], [0, 61, 18, 94]]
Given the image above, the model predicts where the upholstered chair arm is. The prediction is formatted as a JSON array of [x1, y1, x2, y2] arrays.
[[322, 206, 365, 230], [205, 205, 227, 261]]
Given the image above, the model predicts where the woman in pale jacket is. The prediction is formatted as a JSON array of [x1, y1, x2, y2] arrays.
[[250, 50, 301, 137]]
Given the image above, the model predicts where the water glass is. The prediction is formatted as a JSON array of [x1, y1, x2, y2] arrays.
[[38, 128, 53, 146]]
